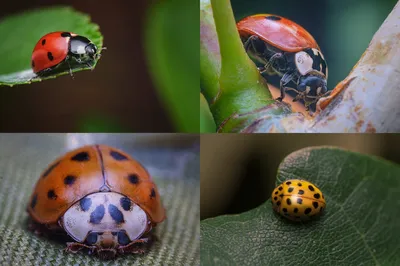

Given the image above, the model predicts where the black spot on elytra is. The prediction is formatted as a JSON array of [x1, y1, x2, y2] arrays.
[[279, 194, 283, 198], [298, 183, 302, 186], [118, 231, 131, 245], [42, 161, 60, 178], [150, 188, 156, 199], [288, 187, 294, 193], [71, 151, 90, 162], [109, 204, 124, 224], [286, 198, 291, 205], [274, 191, 278, 195], [297, 198, 303, 204], [85, 232, 98, 245], [110, 151, 128, 161], [277, 201, 281, 206], [30, 194, 38, 209], [120, 197, 131, 211], [308, 185, 315, 191], [265, 15, 281, 21], [285, 181, 291, 185], [282, 208, 288, 213], [305, 208, 312, 215], [31, 60, 35, 68], [294, 208, 298, 213], [273, 196, 277, 201], [80, 197, 92, 211], [314, 193, 321, 199], [41, 39, 46, 45], [47, 189, 57, 200], [47, 52, 54, 61], [61, 32, 71, 37], [90, 205, 105, 224], [298, 190, 304, 195], [278, 186, 283, 191], [64, 175, 76, 185], [313, 202, 319, 209], [128, 174, 139, 184]]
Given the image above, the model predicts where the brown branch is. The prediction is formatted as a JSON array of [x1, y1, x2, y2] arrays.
[[307, 0, 400, 133]]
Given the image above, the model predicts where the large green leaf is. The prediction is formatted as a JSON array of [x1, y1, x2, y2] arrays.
[[0, 6, 103, 86], [201, 146, 400, 265]]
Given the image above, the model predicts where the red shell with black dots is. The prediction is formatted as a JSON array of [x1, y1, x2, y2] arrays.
[[237, 14, 320, 53], [31, 31, 76, 73]]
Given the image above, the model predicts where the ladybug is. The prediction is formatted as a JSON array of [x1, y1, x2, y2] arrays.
[[27, 145, 166, 260], [31, 31, 101, 77], [271, 179, 326, 222], [237, 14, 330, 110]]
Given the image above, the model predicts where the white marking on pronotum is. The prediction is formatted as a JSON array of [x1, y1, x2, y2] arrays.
[[62, 192, 148, 243], [295, 51, 314, 75]]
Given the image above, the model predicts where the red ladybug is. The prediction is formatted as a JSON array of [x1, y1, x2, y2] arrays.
[[237, 14, 329, 109], [31, 31, 100, 77]]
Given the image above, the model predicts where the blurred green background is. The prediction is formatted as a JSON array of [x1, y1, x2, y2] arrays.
[[0, 0, 198, 133]]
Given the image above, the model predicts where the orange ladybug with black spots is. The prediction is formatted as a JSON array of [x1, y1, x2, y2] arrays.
[[27, 145, 166, 260], [271, 179, 325, 221]]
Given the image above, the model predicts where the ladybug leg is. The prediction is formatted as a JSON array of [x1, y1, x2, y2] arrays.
[[262, 52, 283, 75], [276, 72, 296, 101], [65, 60, 74, 79], [243, 35, 259, 52], [117, 237, 150, 255], [65, 242, 95, 254]]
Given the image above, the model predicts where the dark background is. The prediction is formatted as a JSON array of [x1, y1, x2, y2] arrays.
[[0, 0, 173, 132]]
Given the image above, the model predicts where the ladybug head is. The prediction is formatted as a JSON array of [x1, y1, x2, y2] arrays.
[[297, 74, 328, 99], [85, 43, 98, 60], [85, 231, 119, 259]]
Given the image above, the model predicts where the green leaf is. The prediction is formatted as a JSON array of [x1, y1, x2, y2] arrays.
[[201, 146, 400, 265], [0, 6, 103, 86], [144, 0, 199, 133], [200, 93, 216, 132]]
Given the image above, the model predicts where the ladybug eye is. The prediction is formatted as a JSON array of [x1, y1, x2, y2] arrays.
[[85, 232, 98, 245], [117, 231, 130, 246]]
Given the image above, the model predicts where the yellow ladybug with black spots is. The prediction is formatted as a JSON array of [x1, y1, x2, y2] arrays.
[[271, 179, 325, 221]]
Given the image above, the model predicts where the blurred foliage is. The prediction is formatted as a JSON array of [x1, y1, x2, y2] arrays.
[[77, 113, 128, 132], [145, 0, 199, 133], [0, 6, 103, 85]]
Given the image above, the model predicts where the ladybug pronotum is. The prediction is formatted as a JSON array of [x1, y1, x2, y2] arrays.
[[271, 179, 325, 221], [27, 145, 166, 260], [237, 14, 330, 110]]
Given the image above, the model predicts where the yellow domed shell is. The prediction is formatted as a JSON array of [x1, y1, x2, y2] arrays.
[[271, 179, 326, 221]]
